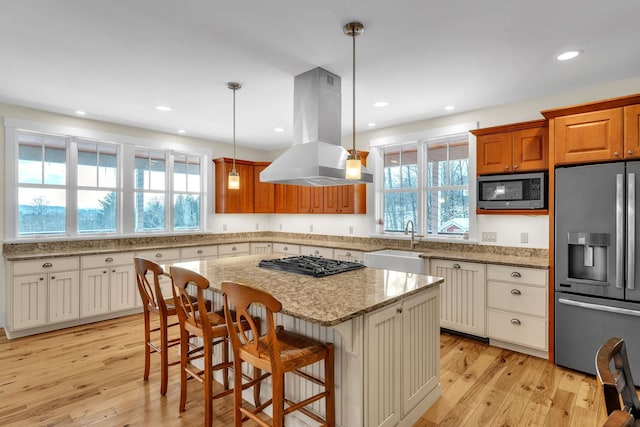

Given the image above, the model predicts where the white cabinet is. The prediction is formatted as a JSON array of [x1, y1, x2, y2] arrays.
[[10, 257, 80, 330], [217, 242, 250, 258], [181, 245, 218, 260], [272, 243, 300, 255], [81, 252, 136, 316], [135, 248, 181, 300], [250, 242, 272, 255], [333, 248, 364, 263], [365, 287, 440, 427], [486, 264, 548, 357], [431, 259, 486, 337], [300, 245, 334, 258]]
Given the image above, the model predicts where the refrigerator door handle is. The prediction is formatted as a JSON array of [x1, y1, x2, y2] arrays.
[[558, 297, 640, 317], [629, 173, 636, 290], [617, 173, 624, 289]]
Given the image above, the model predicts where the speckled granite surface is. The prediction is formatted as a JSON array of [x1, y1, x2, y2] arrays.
[[167, 255, 443, 326], [2, 231, 549, 268]]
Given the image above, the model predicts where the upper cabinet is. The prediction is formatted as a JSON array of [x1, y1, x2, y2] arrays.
[[213, 158, 255, 213], [542, 94, 640, 166], [253, 162, 275, 213], [472, 120, 548, 175]]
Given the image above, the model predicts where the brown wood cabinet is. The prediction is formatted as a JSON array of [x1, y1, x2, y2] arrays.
[[473, 120, 548, 175], [298, 187, 324, 213], [213, 158, 254, 213], [253, 163, 275, 213], [274, 184, 298, 213], [624, 104, 640, 159]]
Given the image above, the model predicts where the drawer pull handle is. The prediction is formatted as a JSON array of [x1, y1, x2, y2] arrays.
[[112, 269, 116, 273], [105, 257, 114, 263], [232, 246, 237, 251], [452, 263, 461, 269], [40, 277, 44, 281], [155, 253, 162, 258], [397, 307, 403, 314], [511, 271, 522, 278], [510, 289, 522, 295], [103, 270, 108, 274], [42, 262, 53, 268], [51, 276, 56, 280], [283, 246, 288, 251], [314, 250, 319, 254], [345, 252, 351, 257], [510, 318, 521, 325], [197, 249, 203, 254]]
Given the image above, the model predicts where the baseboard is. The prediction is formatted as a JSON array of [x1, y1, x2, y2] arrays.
[[440, 327, 490, 344]]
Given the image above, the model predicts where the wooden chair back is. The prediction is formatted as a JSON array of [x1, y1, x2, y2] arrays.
[[134, 257, 167, 314], [221, 281, 282, 366], [169, 266, 212, 336], [596, 337, 640, 418]]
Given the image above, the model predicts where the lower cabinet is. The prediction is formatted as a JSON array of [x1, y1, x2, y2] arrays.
[[81, 252, 136, 316], [333, 248, 364, 263], [365, 287, 440, 427], [300, 245, 334, 258], [217, 242, 250, 258], [250, 242, 272, 255], [430, 259, 487, 337]]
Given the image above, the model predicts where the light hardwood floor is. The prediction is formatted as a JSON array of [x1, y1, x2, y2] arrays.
[[0, 314, 609, 426]]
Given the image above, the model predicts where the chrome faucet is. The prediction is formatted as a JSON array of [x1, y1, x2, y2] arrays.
[[404, 220, 416, 249]]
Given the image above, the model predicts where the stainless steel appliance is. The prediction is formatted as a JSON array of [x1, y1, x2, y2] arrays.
[[258, 256, 365, 277], [477, 172, 546, 209], [555, 162, 640, 380]]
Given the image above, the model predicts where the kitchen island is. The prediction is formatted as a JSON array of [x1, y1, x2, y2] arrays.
[[169, 254, 443, 427]]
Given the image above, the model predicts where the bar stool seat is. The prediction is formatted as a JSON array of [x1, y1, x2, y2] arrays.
[[221, 281, 335, 427]]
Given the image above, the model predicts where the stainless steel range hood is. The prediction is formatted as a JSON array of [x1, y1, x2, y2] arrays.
[[260, 67, 372, 187]]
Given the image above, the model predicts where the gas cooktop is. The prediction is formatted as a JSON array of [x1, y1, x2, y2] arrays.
[[258, 255, 365, 277]]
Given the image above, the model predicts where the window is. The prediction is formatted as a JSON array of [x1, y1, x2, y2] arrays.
[[7, 121, 208, 239], [377, 128, 473, 238]]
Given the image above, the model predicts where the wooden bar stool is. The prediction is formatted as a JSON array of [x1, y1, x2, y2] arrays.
[[170, 266, 262, 426], [134, 256, 183, 396], [221, 281, 335, 427]]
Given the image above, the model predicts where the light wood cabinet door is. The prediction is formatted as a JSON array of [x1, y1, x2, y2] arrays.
[[624, 104, 640, 159], [513, 126, 548, 172], [253, 164, 275, 213], [476, 132, 513, 174], [213, 158, 254, 213], [310, 187, 324, 213], [554, 108, 624, 165], [297, 187, 311, 213], [323, 186, 339, 213], [274, 184, 298, 213]]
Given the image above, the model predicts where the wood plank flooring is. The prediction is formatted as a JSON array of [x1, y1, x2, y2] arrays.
[[0, 315, 610, 426]]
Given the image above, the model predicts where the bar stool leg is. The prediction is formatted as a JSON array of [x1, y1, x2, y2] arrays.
[[143, 310, 151, 381], [271, 372, 285, 426], [326, 344, 335, 426], [159, 313, 169, 396], [233, 355, 243, 427], [204, 342, 214, 426], [222, 338, 229, 390], [253, 366, 261, 407]]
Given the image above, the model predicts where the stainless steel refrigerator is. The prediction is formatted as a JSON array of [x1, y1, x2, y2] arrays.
[[555, 162, 640, 379]]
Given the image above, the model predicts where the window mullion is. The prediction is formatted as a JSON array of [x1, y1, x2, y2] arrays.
[[68, 138, 78, 237]]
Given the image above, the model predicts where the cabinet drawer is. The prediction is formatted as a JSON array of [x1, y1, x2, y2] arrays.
[[487, 310, 547, 350], [487, 281, 547, 317], [218, 243, 250, 257], [181, 245, 218, 259], [333, 249, 364, 262], [272, 243, 300, 255], [300, 245, 334, 258], [135, 248, 181, 261], [13, 257, 79, 275], [82, 252, 136, 269], [486, 264, 547, 287]]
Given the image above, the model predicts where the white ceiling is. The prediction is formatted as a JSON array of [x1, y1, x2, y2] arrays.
[[1, 1, 639, 150]]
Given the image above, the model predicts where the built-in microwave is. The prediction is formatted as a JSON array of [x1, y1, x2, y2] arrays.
[[477, 172, 547, 209]]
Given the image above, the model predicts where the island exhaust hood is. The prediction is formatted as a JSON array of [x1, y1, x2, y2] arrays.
[[260, 67, 373, 187]]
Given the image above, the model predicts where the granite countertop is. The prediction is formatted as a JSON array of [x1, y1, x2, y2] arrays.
[[166, 255, 443, 327]]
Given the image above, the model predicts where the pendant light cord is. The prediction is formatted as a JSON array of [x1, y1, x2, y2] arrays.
[[351, 28, 356, 158], [232, 85, 236, 171]]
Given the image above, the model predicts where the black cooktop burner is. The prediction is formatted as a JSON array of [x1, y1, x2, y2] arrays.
[[258, 255, 365, 277]]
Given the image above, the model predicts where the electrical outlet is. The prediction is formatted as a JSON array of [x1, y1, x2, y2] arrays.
[[520, 232, 528, 243], [222, 223, 227, 231], [255, 223, 260, 230], [309, 225, 314, 232], [349, 226, 354, 234], [481, 231, 497, 242], [279, 223, 283, 230]]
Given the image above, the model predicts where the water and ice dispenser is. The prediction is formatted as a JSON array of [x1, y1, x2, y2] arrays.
[[567, 232, 609, 283]]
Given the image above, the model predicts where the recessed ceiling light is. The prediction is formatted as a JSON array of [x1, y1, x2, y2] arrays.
[[177, 129, 186, 134], [155, 105, 172, 111], [556, 50, 581, 61], [444, 105, 455, 111], [75, 110, 86, 115], [368, 122, 376, 127], [373, 101, 389, 107], [274, 127, 285, 132]]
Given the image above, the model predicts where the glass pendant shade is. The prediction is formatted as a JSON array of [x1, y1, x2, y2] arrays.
[[346, 158, 362, 180], [228, 169, 240, 189]]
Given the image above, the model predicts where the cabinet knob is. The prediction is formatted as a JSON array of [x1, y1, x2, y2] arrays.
[[396, 307, 403, 314], [39, 277, 44, 281], [42, 262, 53, 268], [103, 270, 108, 274], [452, 263, 461, 269], [510, 318, 521, 325], [314, 250, 319, 255], [105, 257, 114, 263], [510, 289, 522, 295], [614, 151, 619, 157], [155, 253, 162, 258], [232, 246, 237, 251], [50, 276, 56, 280], [283, 246, 288, 251], [629, 150, 634, 155], [511, 271, 521, 278], [112, 269, 116, 273], [197, 249, 203, 254], [504, 166, 510, 170], [345, 252, 352, 257], [513, 165, 519, 169]]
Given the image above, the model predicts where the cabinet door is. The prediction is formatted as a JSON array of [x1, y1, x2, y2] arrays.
[[431, 259, 486, 337], [476, 132, 512, 174], [297, 187, 312, 213], [625, 104, 640, 159], [338, 185, 355, 213], [11, 273, 48, 329], [253, 164, 275, 213], [48, 271, 80, 323], [81, 268, 110, 317], [250, 243, 272, 255], [512, 126, 548, 172], [214, 159, 254, 213], [110, 264, 136, 312], [365, 302, 401, 427], [323, 186, 339, 213], [275, 184, 298, 213], [311, 187, 324, 213], [333, 249, 363, 262], [554, 108, 624, 165]]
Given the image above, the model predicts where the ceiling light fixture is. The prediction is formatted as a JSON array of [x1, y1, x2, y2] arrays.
[[444, 105, 455, 111], [155, 105, 172, 111], [274, 127, 285, 132], [177, 129, 186, 134], [344, 21, 365, 180], [227, 82, 241, 190], [368, 122, 376, 127], [556, 50, 581, 61], [75, 110, 86, 116], [373, 101, 389, 107]]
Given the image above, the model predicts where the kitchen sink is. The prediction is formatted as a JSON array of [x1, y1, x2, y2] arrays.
[[363, 249, 428, 275]]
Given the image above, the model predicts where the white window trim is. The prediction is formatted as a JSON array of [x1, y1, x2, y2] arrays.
[[369, 121, 478, 241], [4, 117, 213, 241]]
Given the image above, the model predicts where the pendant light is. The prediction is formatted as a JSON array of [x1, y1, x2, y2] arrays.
[[344, 21, 364, 180], [227, 82, 241, 189]]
